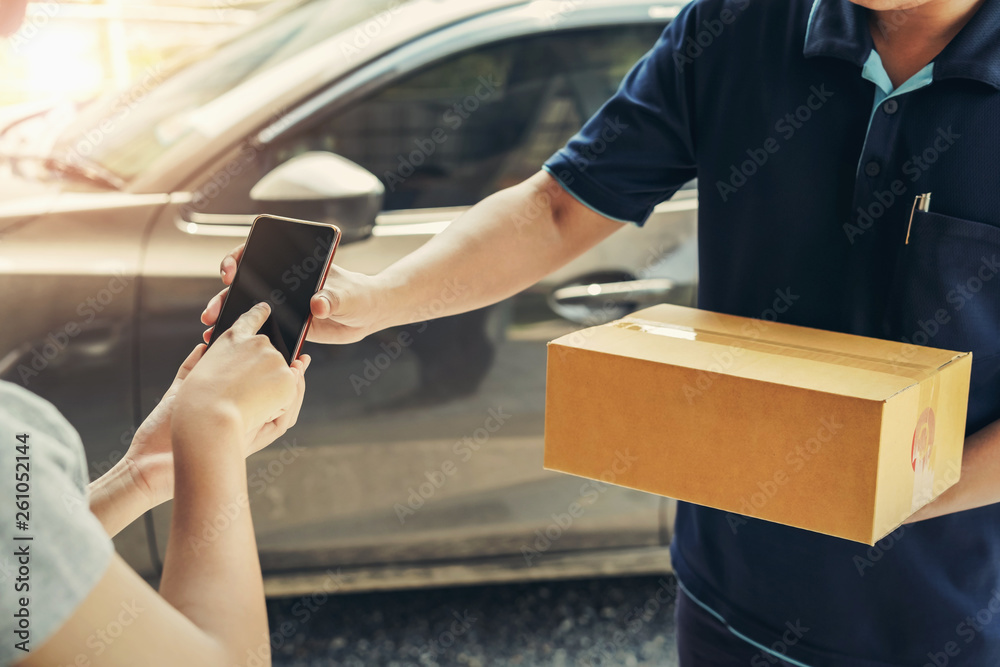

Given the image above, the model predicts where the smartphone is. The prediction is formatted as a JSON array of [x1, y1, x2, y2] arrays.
[[208, 215, 341, 364]]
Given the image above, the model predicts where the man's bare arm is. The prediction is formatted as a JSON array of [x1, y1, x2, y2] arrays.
[[372, 170, 625, 328], [202, 170, 625, 344], [906, 420, 1000, 523]]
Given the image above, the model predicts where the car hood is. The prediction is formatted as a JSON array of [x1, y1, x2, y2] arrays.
[[0, 173, 64, 230], [0, 182, 169, 234]]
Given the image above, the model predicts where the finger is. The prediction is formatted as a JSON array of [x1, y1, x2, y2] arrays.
[[290, 354, 311, 373], [230, 301, 270, 337], [311, 289, 341, 319], [202, 326, 214, 345], [201, 287, 229, 325], [275, 365, 307, 431], [220, 243, 245, 284], [174, 344, 207, 381]]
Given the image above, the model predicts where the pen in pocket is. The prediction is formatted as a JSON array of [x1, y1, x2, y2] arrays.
[[905, 192, 932, 245]]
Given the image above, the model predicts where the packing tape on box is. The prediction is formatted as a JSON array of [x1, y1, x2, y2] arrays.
[[613, 316, 953, 384]]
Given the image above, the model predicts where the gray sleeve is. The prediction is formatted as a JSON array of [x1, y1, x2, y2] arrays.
[[0, 381, 114, 665]]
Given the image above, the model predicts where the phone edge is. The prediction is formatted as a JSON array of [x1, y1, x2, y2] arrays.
[[290, 221, 342, 364]]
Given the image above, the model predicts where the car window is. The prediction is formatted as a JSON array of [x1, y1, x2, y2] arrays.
[[271, 25, 665, 211], [52, 0, 417, 181]]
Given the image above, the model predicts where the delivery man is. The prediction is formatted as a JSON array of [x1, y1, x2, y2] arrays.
[[205, 0, 1000, 663]]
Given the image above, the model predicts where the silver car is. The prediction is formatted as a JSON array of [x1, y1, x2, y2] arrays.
[[0, 0, 697, 595]]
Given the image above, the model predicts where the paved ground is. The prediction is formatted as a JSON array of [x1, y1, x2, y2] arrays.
[[267, 575, 680, 666]]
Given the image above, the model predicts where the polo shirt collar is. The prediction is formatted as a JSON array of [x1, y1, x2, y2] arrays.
[[934, 0, 1000, 89], [803, 0, 871, 68], [803, 0, 1000, 91]]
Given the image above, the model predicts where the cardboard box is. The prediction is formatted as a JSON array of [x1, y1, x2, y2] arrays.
[[544, 304, 972, 544]]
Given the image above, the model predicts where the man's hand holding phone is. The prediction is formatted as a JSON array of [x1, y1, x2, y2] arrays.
[[204, 216, 344, 356], [203, 241, 385, 345]]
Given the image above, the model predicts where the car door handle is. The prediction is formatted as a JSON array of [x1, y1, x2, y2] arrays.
[[548, 278, 682, 324], [551, 278, 677, 309]]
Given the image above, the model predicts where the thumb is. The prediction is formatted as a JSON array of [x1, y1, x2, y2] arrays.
[[174, 344, 207, 381], [311, 288, 342, 319]]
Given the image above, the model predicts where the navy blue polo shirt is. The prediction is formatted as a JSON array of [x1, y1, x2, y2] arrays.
[[544, 0, 1000, 664]]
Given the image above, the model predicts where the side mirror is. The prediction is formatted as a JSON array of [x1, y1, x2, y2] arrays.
[[250, 151, 384, 243]]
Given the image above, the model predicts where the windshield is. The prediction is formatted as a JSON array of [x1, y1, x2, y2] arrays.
[[51, 0, 413, 181]]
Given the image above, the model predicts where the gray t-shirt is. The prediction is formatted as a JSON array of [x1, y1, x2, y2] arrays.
[[0, 381, 113, 665]]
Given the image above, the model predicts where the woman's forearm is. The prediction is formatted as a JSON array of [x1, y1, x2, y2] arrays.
[[158, 405, 270, 665], [88, 457, 155, 538]]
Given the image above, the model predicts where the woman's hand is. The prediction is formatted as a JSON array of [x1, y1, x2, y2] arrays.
[[123, 344, 207, 507], [244, 350, 310, 455], [123, 303, 310, 508], [173, 302, 306, 460]]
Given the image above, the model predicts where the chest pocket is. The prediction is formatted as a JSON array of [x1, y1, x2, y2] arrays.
[[884, 210, 1000, 433]]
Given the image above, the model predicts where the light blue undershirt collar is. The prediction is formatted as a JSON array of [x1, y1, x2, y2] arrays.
[[856, 50, 935, 175], [862, 49, 935, 107]]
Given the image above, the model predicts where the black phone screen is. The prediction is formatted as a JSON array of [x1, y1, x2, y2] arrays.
[[209, 216, 339, 363]]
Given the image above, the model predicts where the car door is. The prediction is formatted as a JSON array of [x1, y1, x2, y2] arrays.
[[140, 19, 696, 576], [0, 189, 166, 580]]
